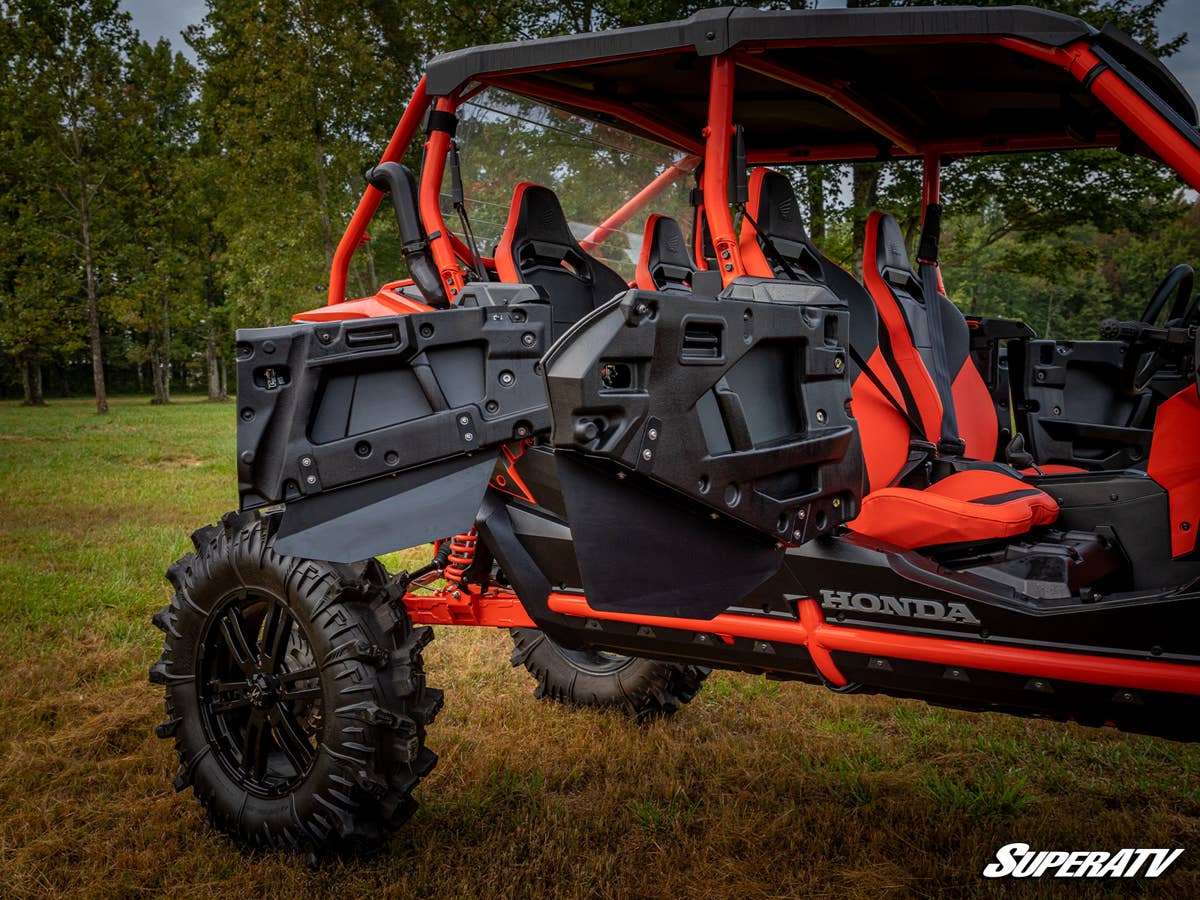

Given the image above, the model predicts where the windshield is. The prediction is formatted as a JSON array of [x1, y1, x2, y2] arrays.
[[442, 88, 698, 279]]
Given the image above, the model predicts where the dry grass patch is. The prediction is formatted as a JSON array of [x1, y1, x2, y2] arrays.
[[1, 398, 1199, 898]]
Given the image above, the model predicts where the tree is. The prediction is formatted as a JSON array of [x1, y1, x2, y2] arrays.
[[4, 0, 140, 413], [108, 38, 203, 405], [187, 0, 421, 325]]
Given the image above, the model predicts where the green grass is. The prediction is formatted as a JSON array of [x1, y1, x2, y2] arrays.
[[2, 397, 1200, 897]]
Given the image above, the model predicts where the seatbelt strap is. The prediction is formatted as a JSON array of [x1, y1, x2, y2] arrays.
[[740, 206, 799, 281], [848, 343, 929, 441], [915, 203, 966, 456]]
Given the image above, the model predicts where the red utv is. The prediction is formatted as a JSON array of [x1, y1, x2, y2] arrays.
[[151, 5, 1200, 855]]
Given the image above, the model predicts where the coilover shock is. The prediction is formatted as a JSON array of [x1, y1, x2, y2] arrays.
[[443, 529, 478, 586]]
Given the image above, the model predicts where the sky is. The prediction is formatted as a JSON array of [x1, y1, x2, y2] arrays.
[[122, 0, 1200, 100]]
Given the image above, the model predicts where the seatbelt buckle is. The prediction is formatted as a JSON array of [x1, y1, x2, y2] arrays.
[[936, 437, 967, 457]]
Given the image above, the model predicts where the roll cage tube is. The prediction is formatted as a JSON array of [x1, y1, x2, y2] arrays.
[[702, 55, 743, 286], [419, 95, 470, 300], [329, 34, 1200, 304], [328, 77, 430, 305]]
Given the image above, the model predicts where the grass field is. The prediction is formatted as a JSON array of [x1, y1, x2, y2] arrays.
[[2, 396, 1199, 897]]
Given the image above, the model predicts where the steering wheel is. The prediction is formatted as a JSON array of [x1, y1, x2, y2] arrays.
[[1140, 263, 1194, 325]]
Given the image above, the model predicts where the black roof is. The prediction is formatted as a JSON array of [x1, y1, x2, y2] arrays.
[[425, 5, 1197, 163]]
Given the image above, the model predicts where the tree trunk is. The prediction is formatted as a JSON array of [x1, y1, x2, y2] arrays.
[[21, 358, 46, 406], [218, 356, 227, 400], [363, 240, 378, 295], [312, 120, 333, 266], [206, 334, 222, 400], [80, 185, 108, 414], [151, 351, 168, 404], [805, 166, 826, 248], [851, 163, 881, 276]]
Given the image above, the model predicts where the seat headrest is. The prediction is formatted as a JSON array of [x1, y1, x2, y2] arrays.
[[873, 213, 917, 289], [751, 169, 810, 247], [638, 214, 695, 292], [510, 183, 578, 251]]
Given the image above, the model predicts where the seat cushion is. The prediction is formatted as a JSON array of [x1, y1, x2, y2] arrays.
[[848, 469, 1058, 549]]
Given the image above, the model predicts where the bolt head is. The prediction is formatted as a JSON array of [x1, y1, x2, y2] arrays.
[[459, 415, 470, 426], [305, 474, 316, 485], [301, 457, 312, 467], [464, 432, 474, 442], [642, 448, 652, 460], [647, 428, 658, 441]]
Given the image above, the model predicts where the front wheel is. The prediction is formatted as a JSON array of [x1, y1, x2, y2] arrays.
[[509, 627, 709, 720], [150, 512, 442, 856]]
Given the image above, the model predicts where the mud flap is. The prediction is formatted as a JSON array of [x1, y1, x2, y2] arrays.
[[236, 300, 550, 561], [274, 454, 497, 562], [556, 454, 784, 619]]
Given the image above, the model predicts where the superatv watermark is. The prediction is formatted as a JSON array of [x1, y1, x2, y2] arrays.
[[819, 589, 980, 625], [983, 843, 1183, 879]]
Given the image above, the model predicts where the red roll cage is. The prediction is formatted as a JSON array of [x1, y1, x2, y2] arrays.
[[326, 18, 1200, 309]]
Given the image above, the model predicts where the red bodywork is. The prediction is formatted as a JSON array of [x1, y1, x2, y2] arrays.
[[297, 29, 1200, 699]]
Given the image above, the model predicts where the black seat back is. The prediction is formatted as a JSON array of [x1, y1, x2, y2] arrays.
[[636, 214, 696, 293], [739, 168, 825, 282], [496, 183, 629, 339]]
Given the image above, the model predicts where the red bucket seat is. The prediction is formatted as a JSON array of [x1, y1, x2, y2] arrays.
[[740, 169, 1057, 549]]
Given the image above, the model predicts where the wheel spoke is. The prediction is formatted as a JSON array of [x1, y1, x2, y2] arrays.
[[277, 666, 318, 684], [259, 600, 292, 673], [212, 695, 252, 715], [279, 685, 321, 703], [209, 678, 247, 693], [269, 707, 315, 774], [219, 606, 258, 675], [241, 712, 269, 779]]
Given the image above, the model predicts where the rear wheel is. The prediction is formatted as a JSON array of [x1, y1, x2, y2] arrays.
[[509, 627, 709, 720], [150, 512, 441, 856]]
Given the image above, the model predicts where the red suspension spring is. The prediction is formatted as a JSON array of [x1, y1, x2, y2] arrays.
[[443, 529, 478, 586]]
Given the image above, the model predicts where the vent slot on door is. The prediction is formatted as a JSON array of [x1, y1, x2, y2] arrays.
[[681, 317, 723, 362]]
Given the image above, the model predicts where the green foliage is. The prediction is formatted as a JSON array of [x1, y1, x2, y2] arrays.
[[1, 0, 1198, 398]]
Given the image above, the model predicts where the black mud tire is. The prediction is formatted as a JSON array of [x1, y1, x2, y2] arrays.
[[150, 511, 442, 857], [509, 627, 709, 720]]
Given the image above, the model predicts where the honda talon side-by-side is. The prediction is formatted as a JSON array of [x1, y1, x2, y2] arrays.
[[150, 5, 1200, 855]]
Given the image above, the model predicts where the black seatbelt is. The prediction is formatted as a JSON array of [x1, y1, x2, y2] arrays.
[[915, 203, 966, 456], [740, 206, 798, 281], [848, 344, 928, 441]]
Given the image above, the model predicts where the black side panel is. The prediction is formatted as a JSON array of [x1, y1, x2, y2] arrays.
[[556, 454, 784, 619], [1015, 338, 1151, 469], [235, 305, 550, 559], [543, 285, 864, 542]]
